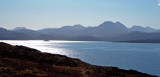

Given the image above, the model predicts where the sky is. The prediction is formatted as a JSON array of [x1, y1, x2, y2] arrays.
[[0, 0, 160, 30]]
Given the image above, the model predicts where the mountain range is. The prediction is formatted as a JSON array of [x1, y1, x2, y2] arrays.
[[1, 21, 160, 42]]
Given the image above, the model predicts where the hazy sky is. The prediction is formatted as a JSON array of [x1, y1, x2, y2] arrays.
[[0, 0, 160, 30]]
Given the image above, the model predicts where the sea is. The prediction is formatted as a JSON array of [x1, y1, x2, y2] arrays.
[[0, 40, 160, 76]]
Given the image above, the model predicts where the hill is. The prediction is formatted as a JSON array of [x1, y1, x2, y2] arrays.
[[38, 21, 129, 37], [1, 21, 160, 42], [0, 42, 157, 77], [129, 26, 157, 33]]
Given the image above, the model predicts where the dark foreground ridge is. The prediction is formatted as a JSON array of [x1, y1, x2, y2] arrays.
[[0, 42, 157, 77]]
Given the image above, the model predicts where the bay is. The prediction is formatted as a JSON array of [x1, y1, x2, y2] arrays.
[[1, 40, 160, 76]]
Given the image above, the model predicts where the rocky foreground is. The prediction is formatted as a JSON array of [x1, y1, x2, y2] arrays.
[[0, 42, 157, 77]]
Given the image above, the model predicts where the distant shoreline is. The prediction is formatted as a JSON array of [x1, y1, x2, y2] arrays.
[[1, 40, 160, 43], [115, 40, 160, 43]]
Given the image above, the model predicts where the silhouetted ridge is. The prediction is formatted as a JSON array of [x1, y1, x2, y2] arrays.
[[0, 21, 160, 42], [129, 26, 157, 32], [11, 27, 27, 31], [99, 21, 114, 27]]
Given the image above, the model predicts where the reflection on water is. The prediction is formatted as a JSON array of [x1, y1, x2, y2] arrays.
[[0, 40, 79, 57], [1, 40, 160, 76]]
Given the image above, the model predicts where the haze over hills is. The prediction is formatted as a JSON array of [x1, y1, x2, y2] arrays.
[[129, 26, 157, 33], [0, 21, 160, 42], [0, 28, 33, 40], [38, 21, 129, 37]]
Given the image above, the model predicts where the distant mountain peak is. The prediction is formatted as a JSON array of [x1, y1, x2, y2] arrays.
[[12, 27, 27, 31], [98, 21, 127, 29], [99, 21, 114, 27], [59, 24, 85, 31], [73, 24, 85, 28], [102, 21, 114, 24], [115, 21, 123, 25], [130, 25, 157, 32], [99, 21, 125, 27], [73, 24, 83, 27], [115, 21, 121, 23], [145, 27, 154, 29]]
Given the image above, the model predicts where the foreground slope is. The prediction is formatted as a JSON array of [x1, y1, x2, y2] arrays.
[[0, 42, 157, 77]]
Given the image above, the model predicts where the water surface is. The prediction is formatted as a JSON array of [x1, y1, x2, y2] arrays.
[[1, 40, 160, 76]]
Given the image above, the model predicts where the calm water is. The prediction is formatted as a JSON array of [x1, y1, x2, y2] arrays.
[[1, 40, 160, 76]]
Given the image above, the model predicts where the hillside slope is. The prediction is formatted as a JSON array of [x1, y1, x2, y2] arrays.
[[0, 42, 157, 77]]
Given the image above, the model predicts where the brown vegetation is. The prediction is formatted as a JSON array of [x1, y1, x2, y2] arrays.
[[0, 42, 157, 77]]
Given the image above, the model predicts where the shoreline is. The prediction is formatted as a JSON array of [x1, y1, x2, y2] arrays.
[[1, 40, 160, 44]]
